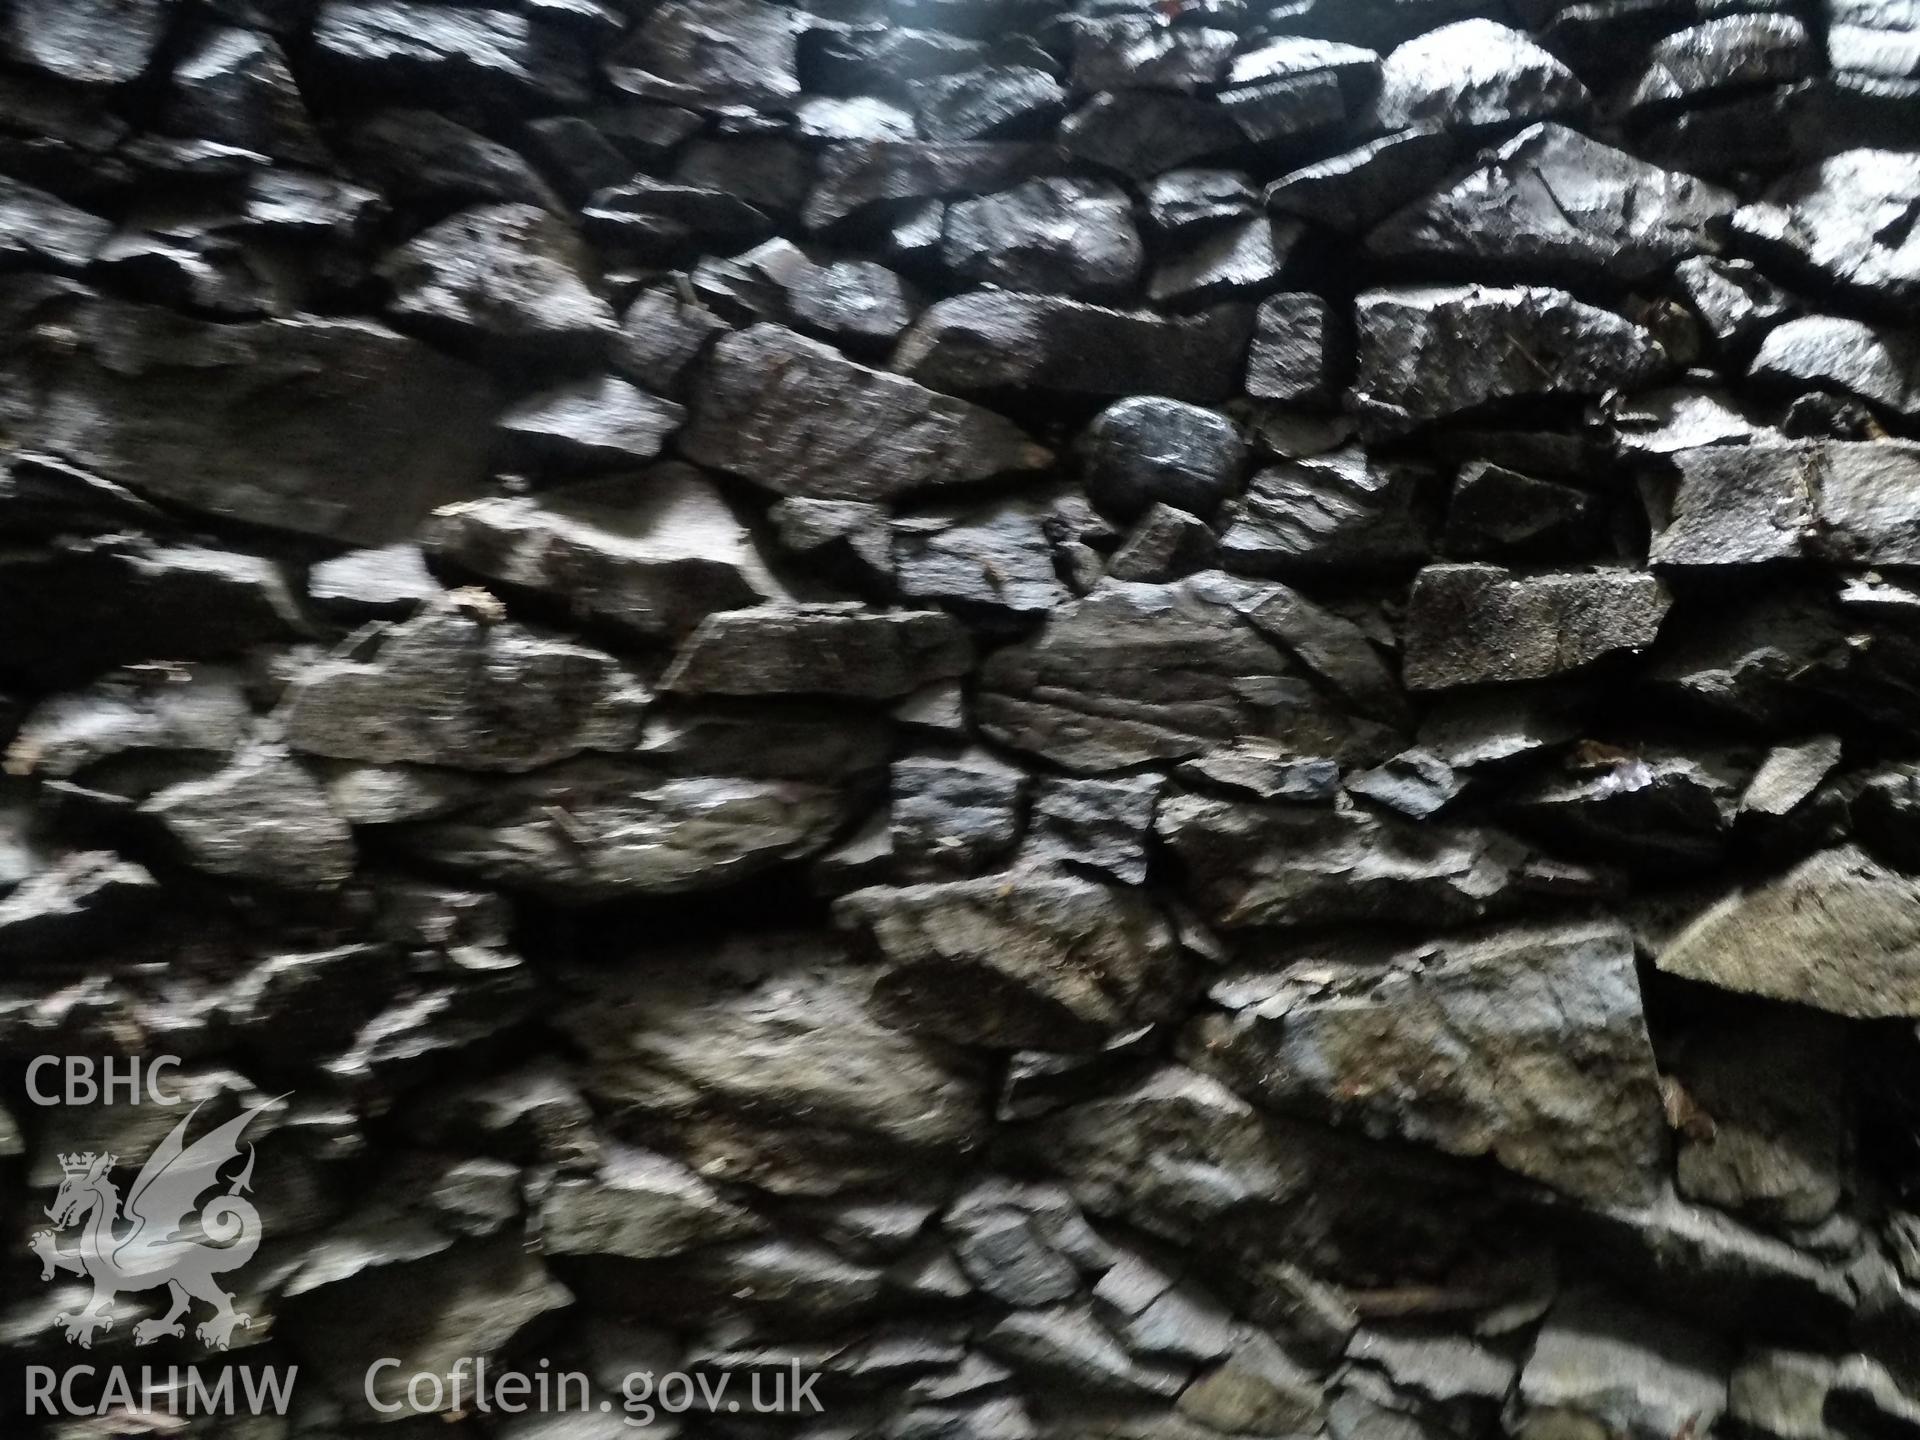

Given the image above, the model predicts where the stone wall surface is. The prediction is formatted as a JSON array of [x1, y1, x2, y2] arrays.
[[2, 0, 1920, 1435]]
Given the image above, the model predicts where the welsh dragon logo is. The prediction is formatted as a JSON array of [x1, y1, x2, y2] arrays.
[[29, 1099, 275, 1350]]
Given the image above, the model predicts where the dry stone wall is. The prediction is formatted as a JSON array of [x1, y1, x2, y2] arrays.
[[2, 0, 1920, 1436]]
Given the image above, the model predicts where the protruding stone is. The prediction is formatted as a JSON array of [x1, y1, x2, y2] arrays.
[[1516, 1291, 1731, 1440], [144, 748, 355, 891], [1080, 398, 1248, 521], [1624, 15, 1815, 114], [1404, 564, 1671, 690], [1374, 20, 1590, 132], [1265, 127, 1456, 232], [1219, 448, 1430, 576], [1750, 315, 1920, 420], [1732, 150, 1920, 312], [662, 606, 972, 701], [942, 178, 1143, 301]]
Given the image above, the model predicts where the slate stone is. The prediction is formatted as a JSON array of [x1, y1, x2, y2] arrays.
[[1149, 216, 1305, 306], [1731, 149, 1920, 313], [1403, 564, 1672, 689], [1674, 256, 1795, 355], [495, 376, 686, 473], [425, 468, 778, 641], [1265, 126, 1456, 232], [380, 203, 615, 362], [773, 497, 894, 590], [804, 140, 1055, 232], [283, 599, 649, 773], [163, 27, 329, 168], [308, 546, 439, 620], [4, 298, 496, 546], [0, 852, 157, 961], [310, 1, 590, 110], [581, 177, 775, 259], [610, 283, 732, 397], [7, 666, 252, 783], [1374, 20, 1590, 131], [0, 0, 171, 88], [788, 258, 918, 351], [683, 323, 1051, 502], [1190, 918, 1664, 1202], [557, 933, 984, 1194], [1658, 845, 1920, 1018], [978, 575, 1386, 774], [1442, 461, 1600, 560], [1144, 169, 1259, 243], [1346, 747, 1462, 818], [1245, 292, 1346, 406], [795, 96, 917, 143], [896, 291, 1255, 402], [1515, 1291, 1731, 1440], [521, 116, 635, 203], [1028, 775, 1161, 886], [896, 500, 1069, 619], [1070, 18, 1237, 92], [1080, 398, 1249, 520], [1648, 440, 1920, 569], [887, 752, 1025, 882], [143, 747, 356, 891], [1352, 284, 1667, 434], [341, 110, 563, 214], [1369, 123, 1736, 283], [918, 65, 1065, 140], [662, 605, 972, 700], [1507, 746, 1736, 871], [540, 1146, 763, 1261], [943, 177, 1144, 301], [0, 174, 110, 272], [1219, 448, 1430, 576], [1058, 91, 1245, 182], [1219, 70, 1350, 145], [1107, 503, 1219, 583], [984, 1304, 1186, 1397], [1749, 315, 1920, 420], [605, 0, 800, 108], [1624, 15, 1815, 113], [840, 874, 1183, 1048]]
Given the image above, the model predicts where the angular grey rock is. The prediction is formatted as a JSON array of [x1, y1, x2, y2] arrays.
[[1346, 747, 1462, 819], [1144, 169, 1258, 242], [1265, 127, 1456, 232], [662, 605, 972, 700], [772, 497, 893, 590], [795, 95, 916, 143], [917, 65, 1064, 141], [1219, 448, 1430, 576], [1177, 748, 1343, 804], [1675, 256, 1796, 355], [1080, 398, 1248, 520], [163, 27, 328, 168], [1658, 846, 1920, 1018], [0, 175, 109, 272], [1750, 315, 1920, 420], [143, 747, 355, 891], [895, 500, 1069, 619], [0, 852, 156, 961], [1649, 440, 1920, 569], [308, 545, 439, 620], [1732, 150, 1920, 312], [540, 1145, 763, 1261], [397, 762, 854, 902], [1442, 462, 1599, 560], [610, 283, 731, 397], [1179, 1331, 1326, 1433], [1071, 17, 1235, 92], [1149, 216, 1305, 306], [557, 932, 984, 1195], [1403, 565, 1672, 690], [8, 666, 251, 781], [889, 752, 1027, 881], [580, 176, 775, 259], [606, 0, 802, 108], [1029, 776, 1162, 886], [840, 874, 1183, 1049], [379, 203, 614, 361], [943, 178, 1143, 301], [984, 1304, 1185, 1397], [947, 1206, 1080, 1307], [1624, 15, 1815, 113], [495, 376, 686, 473], [978, 575, 1386, 774], [682, 323, 1050, 502], [1374, 20, 1590, 132], [425, 468, 778, 641], [803, 140, 1054, 232], [1188, 918, 1666, 1201], [1219, 70, 1349, 146], [1739, 735, 1841, 822], [310, 1, 589, 109], [787, 258, 918, 352], [1729, 1348, 1835, 1440], [1157, 792, 1522, 930], [1352, 285, 1667, 434], [1107, 503, 1218, 583], [1245, 292, 1345, 406], [340, 109, 562, 213], [0, 0, 171, 88], [1506, 746, 1735, 871], [7, 298, 497, 545], [283, 600, 648, 772], [1516, 1290, 1731, 1440], [1058, 91, 1244, 182], [1369, 124, 1736, 283]]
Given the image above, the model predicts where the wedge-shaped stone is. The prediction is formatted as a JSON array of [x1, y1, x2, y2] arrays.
[[539, 1145, 764, 1261], [425, 467, 779, 641], [1187, 919, 1666, 1202], [143, 747, 355, 891], [1369, 124, 1735, 283], [662, 604, 971, 700], [681, 323, 1049, 502], [1374, 20, 1589, 132], [838, 875, 1184, 1050], [1352, 285, 1666, 434], [1156, 792, 1523, 931], [1658, 846, 1920, 1018], [283, 600, 648, 773], [1404, 565, 1671, 690], [1733, 150, 1920, 312], [1750, 315, 1920, 419], [7, 298, 497, 545]]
